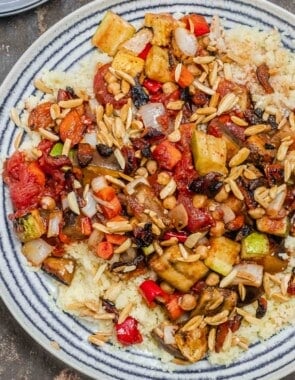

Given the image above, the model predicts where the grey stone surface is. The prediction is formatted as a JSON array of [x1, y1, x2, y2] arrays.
[[0, 0, 294, 379]]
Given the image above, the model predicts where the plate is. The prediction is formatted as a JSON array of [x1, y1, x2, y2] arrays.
[[0, 0, 49, 17], [0, 0, 294, 379]]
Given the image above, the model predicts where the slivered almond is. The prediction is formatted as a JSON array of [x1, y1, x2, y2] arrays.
[[94, 313, 116, 320], [219, 268, 238, 288], [159, 178, 177, 199], [244, 124, 271, 136], [222, 329, 232, 351], [93, 263, 108, 283], [208, 328, 216, 352], [230, 115, 248, 126], [184, 232, 207, 249], [271, 293, 289, 302], [228, 179, 244, 200], [193, 79, 215, 95], [217, 93, 238, 115], [204, 310, 229, 326], [58, 98, 83, 108], [209, 92, 220, 108], [92, 223, 110, 234], [166, 100, 184, 110], [39, 127, 59, 141], [175, 63, 182, 82], [67, 191, 80, 215], [109, 67, 135, 86], [13, 129, 24, 149], [114, 148, 125, 169], [34, 78, 53, 94], [114, 238, 132, 254], [229, 147, 250, 167], [62, 138, 71, 156], [10, 107, 22, 127], [118, 302, 133, 324], [235, 307, 260, 324], [289, 112, 295, 130], [196, 106, 217, 115], [182, 315, 204, 331]]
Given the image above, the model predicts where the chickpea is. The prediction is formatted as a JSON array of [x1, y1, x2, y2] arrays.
[[136, 167, 148, 177], [162, 81, 178, 95], [157, 171, 170, 185], [146, 160, 158, 175], [210, 221, 225, 237], [178, 294, 197, 311], [215, 186, 229, 202], [104, 71, 117, 84], [107, 82, 121, 95], [163, 195, 177, 210], [160, 281, 174, 294], [194, 244, 209, 259], [192, 194, 207, 208], [40, 196, 56, 210], [205, 272, 220, 286]]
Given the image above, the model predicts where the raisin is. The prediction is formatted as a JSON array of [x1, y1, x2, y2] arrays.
[[256, 297, 267, 318], [189, 172, 223, 198], [131, 84, 149, 108], [96, 144, 113, 157], [133, 223, 153, 247]]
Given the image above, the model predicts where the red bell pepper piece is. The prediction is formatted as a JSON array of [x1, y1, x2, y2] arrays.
[[138, 43, 152, 59], [115, 316, 143, 345], [163, 230, 188, 243], [143, 78, 162, 94], [287, 269, 295, 295], [139, 280, 170, 307], [152, 140, 182, 171], [181, 14, 210, 37]]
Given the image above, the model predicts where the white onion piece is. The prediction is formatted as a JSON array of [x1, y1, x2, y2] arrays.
[[220, 204, 236, 224], [174, 27, 198, 56], [81, 191, 97, 218], [231, 263, 264, 288], [88, 229, 104, 251], [91, 176, 108, 193], [83, 132, 97, 147], [121, 28, 153, 55], [22, 238, 53, 266], [138, 103, 165, 129], [163, 326, 177, 345], [47, 210, 62, 238]]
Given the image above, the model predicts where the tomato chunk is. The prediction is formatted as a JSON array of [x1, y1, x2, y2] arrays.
[[152, 140, 182, 170]]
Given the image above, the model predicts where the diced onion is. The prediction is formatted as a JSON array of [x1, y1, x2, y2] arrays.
[[125, 177, 150, 195], [47, 210, 62, 238], [174, 27, 198, 56], [81, 191, 97, 218], [91, 176, 108, 193], [231, 263, 264, 288], [22, 238, 53, 266], [220, 204, 236, 224], [83, 132, 97, 147], [138, 103, 165, 130], [61, 195, 69, 210], [88, 229, 104, 251]]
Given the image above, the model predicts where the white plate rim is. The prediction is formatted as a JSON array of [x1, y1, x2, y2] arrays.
[[0, 0, 50, 17]]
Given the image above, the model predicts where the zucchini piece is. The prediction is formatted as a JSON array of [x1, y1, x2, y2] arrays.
[[13, 210, 46, 242], [205, 236, 240, 276], [142, 244, 155, 256], [92, 11, 136, 56], [42, 257, 76, 285], [191, 130, 228, 176], [50, 142, 63, 156], [241, 232, 269, 259], [256, 216, 289, 237]]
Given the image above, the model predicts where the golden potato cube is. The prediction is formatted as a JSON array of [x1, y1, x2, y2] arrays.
[[145, 45, 172, 83], [205, 236, 240, 276], [191, 130, 228, 176], [150, 245, 208, 292], [92, 11, 135, 56], [111, 50, 145, 78], [145, 13, 175, 46]]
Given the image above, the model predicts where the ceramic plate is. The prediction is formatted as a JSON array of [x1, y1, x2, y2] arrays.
[[0, 0, 294, 379], [0, 0, 49, 17]]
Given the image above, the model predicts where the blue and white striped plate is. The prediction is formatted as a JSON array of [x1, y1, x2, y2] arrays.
[[0, 0, 294, 379], [0, 0, 49, 17]]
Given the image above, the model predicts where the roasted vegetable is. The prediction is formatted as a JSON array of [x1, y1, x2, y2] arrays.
[[256, 215, 289, 237], [191, 130, 228, 176], [112, 50, 145, 77], [205, 236, 240, 276], [145, 45, 172, 83], [174, 319, 208, 362], [241, 232, 269, 259], [92, 11, 136, 56], [192, 287, 237, 317], [42, 257, 76, 285], [13, 210, 46, 242], [150, 245, 208, 292], [144, 13, 175, 46]]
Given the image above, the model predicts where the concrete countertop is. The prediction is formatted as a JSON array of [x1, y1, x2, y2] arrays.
[[0, 0, 294, 379]]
